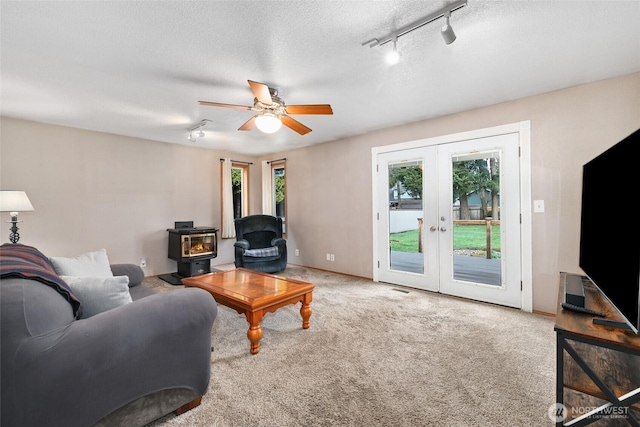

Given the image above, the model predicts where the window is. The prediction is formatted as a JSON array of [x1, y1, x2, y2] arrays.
[[272, 161, 286, 235], [221, 160, 249, 238], [232, 164, 249, 219]]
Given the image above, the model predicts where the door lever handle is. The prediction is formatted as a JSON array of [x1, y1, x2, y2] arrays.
[[440, 227, 447, 232]]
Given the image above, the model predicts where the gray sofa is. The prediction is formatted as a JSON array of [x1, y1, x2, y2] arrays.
[[0, 244, 217, 427]]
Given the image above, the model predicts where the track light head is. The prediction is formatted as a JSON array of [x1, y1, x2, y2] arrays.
[[386, 37, 401, 65], [441, 12, 457, 45], [197, 130, 205, 138]]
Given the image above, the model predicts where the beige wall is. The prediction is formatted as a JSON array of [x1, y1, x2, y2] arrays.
[[0, 120, 259, 274], [2, 72, 638, 313], [263, 72, 639, 314]]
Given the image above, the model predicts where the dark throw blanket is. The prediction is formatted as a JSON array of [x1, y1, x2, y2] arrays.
[[0, 243, 82, 318]]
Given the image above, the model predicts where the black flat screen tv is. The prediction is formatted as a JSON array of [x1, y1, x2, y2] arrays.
[[579, 128, 640, 334]]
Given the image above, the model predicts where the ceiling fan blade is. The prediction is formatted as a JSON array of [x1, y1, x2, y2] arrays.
[[285, 104, 333, 115], [281, 115, 312, 135], [238, 116, 257, 131], [198, 101, 252, 110], [247, 80, 273, 105]]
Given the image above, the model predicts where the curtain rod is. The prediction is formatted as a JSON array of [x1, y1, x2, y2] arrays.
[[267, 157, 287, 164], [219, 159, 253, 165]]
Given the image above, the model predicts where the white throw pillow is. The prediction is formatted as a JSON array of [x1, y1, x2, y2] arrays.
[[50, 249, 114, 277], [61, 275, 132, 319]]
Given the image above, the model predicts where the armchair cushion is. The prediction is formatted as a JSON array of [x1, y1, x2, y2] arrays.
[[61, 275, 132, 319], [244, 246, 279, 257]]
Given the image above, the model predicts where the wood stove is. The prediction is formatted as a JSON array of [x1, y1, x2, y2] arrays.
[[164, 222, 218, 283]]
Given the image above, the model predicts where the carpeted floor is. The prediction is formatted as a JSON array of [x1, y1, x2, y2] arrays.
[[145, 265, 556, 427]]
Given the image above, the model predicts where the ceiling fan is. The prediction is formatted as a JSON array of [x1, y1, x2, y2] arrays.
[[198, 80, 333, 135]]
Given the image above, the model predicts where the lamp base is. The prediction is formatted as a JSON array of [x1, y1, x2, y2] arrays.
[[6, 219, 22, 244]]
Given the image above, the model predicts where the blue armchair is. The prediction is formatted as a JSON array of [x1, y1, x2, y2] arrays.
[[234, 215, 287, 273]]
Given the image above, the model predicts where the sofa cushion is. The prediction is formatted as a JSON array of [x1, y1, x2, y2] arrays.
[[61, 275, 132, 318], [50, 249, 114, 277]]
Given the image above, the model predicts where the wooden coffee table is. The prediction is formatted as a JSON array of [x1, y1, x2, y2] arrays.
[[182, 268, 314, 355]]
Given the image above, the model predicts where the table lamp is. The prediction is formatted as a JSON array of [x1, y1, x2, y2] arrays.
[[0, 191, 35, 244]]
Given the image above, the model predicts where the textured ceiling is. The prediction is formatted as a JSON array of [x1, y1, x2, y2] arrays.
[[1, 1, 639, 155]]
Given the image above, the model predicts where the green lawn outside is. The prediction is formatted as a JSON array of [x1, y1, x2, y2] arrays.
[[390, 224, 501, 253]]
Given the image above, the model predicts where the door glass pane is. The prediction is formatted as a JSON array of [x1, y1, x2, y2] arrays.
[[388, 160, 424, 274], [451, 152, 502, 286]]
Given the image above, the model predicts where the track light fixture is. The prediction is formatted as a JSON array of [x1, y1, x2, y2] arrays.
[[187, 119, 213, 142], [441, 11, 457, 45], [362, 0, 467, 56]]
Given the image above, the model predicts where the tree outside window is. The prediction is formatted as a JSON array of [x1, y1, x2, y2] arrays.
[[231, 167, 244, 219], [272, 163, 286, 234]]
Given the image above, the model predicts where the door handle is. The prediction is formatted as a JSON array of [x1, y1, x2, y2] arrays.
[[430, 226, 437, 232], [440, 227, 447, 232]]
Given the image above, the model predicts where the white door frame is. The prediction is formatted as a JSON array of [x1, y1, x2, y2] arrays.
[[371, 121, 533, 312]]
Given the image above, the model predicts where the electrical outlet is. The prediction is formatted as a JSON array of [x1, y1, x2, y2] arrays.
[[295, 249, 300, 256], [330, 254, 335, 262], [139, 257, 147, 268], [326, 253, 331, 261]]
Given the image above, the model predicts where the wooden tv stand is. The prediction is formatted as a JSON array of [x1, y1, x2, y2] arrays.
[[555, 272, 640, 426]]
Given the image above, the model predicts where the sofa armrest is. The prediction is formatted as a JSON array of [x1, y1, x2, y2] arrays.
[[9, 288, 217, 427], [110, 263, 144, 287]]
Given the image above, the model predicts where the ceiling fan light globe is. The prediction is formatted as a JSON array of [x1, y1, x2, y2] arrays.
[[255, 113, 282, 133]]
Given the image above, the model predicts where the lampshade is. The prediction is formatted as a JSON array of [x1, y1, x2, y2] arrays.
[[255, 113, 282, 134], [0, 191, 34, 214]]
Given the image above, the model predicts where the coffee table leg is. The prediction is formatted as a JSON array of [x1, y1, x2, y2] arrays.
[[300, 293, 312, 329], [246, 311, 263, 355]]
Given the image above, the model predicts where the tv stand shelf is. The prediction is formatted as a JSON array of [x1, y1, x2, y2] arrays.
[[555, 272, 640, 426]]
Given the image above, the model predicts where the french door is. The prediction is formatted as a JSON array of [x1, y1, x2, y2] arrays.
[[374, 132, 522, 308]]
